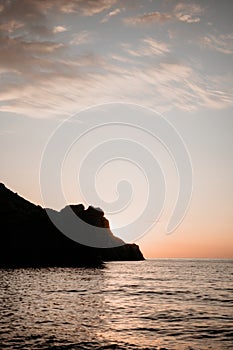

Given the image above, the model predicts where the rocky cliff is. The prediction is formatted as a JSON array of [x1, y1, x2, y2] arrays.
[[0, 183, 144, 267]]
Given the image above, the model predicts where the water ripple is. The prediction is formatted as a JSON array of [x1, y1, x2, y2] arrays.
[[0, 260, 233, 350]]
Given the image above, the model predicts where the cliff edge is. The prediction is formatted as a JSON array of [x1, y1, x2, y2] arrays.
[[0, 183, 144, 267]]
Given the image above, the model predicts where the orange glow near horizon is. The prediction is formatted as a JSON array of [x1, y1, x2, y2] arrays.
[[140, 239, 233, 259], [1, 0, 233, 260], [137, 227, 233, 259], [2, 181, 233, 259]]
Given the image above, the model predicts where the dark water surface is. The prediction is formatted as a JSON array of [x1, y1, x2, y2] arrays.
[[0, 259, 233, 350]]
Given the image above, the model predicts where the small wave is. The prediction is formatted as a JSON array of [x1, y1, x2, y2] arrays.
[[45, 289, 87, 293], [26, 340, 163, 350]]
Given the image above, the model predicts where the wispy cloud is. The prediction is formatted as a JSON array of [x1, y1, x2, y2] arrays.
[[200, 34, 233, 54], [1, 55, 232, 118], [123, 11, 171, 26], [123, 37, 170, 57], [101, 8, 122, 23], [186, 79, 233, 109], [174, 2, 204, 23], [53, 25, 67, 34], [0, 0, 118, 31], [0, 0, 232, 120], [0, 19, 24, 32], [123, 2, 204, 26], [59, 0, 117, 16], [69, 31, 92, 46], [0, 34, 66, 77]]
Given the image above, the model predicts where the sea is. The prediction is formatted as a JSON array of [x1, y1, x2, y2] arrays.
[[0, 259, 233, 350]]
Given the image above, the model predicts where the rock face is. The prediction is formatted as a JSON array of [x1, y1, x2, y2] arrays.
[[0, 183, 144, 267]]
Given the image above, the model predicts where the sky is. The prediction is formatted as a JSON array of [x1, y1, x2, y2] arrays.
[[0, 0, 233, 258]]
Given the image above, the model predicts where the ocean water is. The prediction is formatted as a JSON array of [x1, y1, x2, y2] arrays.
[[0, 259, 233, 350]]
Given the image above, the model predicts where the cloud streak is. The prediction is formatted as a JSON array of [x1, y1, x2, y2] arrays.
[[123, 2, 204, 26], [123, 38, 170, 57], [101, 8, 122, 23], [0, 0, 117, 36], [69, 31, 93, 45], [174, 2, 204, 23], [123, 11, 171, 26], [1, 54, 232, 119], [0, 0, 232, 120], [200, 33, 233, 54], [53, 26, 68, 34]]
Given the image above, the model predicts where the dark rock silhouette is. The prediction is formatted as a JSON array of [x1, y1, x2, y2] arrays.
[[0, 183, 144, 267]]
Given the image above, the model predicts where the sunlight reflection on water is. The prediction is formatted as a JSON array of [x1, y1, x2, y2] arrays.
[[0, 260, 233, 350]]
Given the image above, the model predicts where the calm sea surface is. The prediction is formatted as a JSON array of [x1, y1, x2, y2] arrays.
[[0, 259, 233, 350]]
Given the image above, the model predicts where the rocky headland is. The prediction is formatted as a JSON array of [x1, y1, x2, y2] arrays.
[[0, 183, 144, 267]]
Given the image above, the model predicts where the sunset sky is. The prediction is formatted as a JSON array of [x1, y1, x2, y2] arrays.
[[1, 0, 233, 258]]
